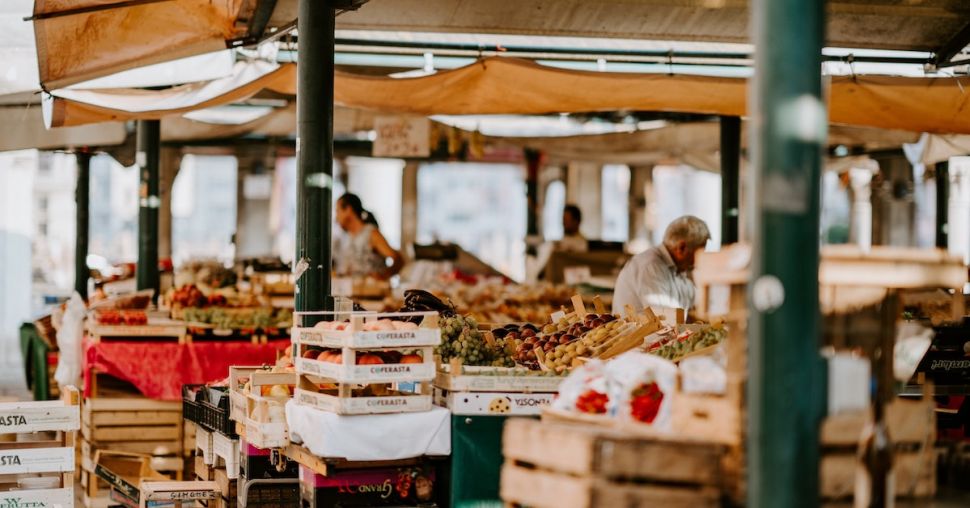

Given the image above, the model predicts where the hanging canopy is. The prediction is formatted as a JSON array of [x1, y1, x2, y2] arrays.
[[29, 0, 286, 89], [43, 57, 970, 135], [29, 1, 970, 90]]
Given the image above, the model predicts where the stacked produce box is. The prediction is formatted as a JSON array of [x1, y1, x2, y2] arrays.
[[291, 311, 442, 415], [0, 387, 79, 508]]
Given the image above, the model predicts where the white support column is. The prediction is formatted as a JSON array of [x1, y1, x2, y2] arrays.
[[949, 160, 970, 265], [848, 167, 874, 251]]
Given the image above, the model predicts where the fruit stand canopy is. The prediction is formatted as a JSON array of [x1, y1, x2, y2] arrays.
[[30, 1, 970, 89], [42, 57, 970, 135]]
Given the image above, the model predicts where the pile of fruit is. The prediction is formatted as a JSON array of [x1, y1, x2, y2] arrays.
[[646, 324, 726, 362], [300, 348, 424, 365], [95, 309, 147, 326], [499, 313, 638, 372], [181, 307, 292, 330], [436, 314, 512, 367], [312, 319, 419, 332]]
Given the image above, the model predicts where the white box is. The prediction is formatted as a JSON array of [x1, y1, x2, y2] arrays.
[[434, 389, 554, 416]]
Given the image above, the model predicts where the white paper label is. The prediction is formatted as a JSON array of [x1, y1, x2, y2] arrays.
[[563, 266, 592, 285]]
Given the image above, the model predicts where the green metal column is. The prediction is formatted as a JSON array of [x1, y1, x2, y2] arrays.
[[295, 0, 336, 312], [720, 116, 741, 244], [748, 0, 826, 506], [936, 161, 949, 249], [136, 119, 161, 298], [75, 150, 91, 299]]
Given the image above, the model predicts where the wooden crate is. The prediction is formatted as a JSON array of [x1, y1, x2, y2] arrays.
[[820, 395, 937, 499], [295, 375, 433, 416], [0, 386, 80, 508], [87, 322, 189, 344], [501, 418, 725, 508]]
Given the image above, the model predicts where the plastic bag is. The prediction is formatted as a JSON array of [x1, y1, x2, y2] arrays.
[[551, 359, 609, 415], [605, 351, 677, 429], [679, 345, 727, 395], [54, 292, 86, 389]]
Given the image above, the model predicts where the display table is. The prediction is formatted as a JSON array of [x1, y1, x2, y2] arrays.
[[83, 338, 287, 400]]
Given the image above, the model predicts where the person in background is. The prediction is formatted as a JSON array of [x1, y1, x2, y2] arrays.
[[334, 193, 404, 279], [557, 204, 589, 253], [612, 215, 711, 314]]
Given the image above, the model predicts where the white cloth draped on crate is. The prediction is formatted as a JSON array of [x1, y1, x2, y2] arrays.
[[285, 401, 451, 461]]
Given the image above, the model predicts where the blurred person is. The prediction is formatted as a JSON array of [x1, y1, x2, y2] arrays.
[[612, 215, 710, 314], [334, 193, 404, 279], [557, 204, 588, 253]]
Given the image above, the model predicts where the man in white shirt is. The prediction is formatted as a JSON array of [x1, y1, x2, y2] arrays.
[[612, 215, 711, 314]]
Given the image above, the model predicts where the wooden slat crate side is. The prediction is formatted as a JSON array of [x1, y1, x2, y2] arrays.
[[82, 438, 184, 461], [503, 418, 723, 485], [83, 397, 181, 412], [822, 398, 936, 448], [83, 407, 183, 426], [82, 422, 181, 443], [820, 450, 936, 499], [501, 463, 721, 508]]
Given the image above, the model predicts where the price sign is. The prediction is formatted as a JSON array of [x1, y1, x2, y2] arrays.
[[563, 266, 591, 285], [373, 116, 431, 157]]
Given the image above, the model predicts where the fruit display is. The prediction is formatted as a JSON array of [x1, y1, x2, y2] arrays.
[[312, 319, 419, 332], [505, 313, 640, 372], [300, 347, 424, 365], [388, 282, 579, 324], [181, 306, 293, 330], [166, 283, 262, 312], [436, 314, 510, 367], [645, 324, 727, 362], [94, 309, 148, 326]]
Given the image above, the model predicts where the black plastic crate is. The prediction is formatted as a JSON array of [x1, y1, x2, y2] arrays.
[[182, 384, 236, 437], [239, 478, 300, 508]]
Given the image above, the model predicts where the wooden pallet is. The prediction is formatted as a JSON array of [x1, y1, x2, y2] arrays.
[[0, 386, 80, 508], [501, 418, 725, 508]]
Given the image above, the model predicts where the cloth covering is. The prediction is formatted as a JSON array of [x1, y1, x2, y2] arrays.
[[285, 401, 451, 461], [83, 338, 287, 400], [42, 57, 970, 134]]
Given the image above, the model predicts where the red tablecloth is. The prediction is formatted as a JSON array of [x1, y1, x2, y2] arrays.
[[83, 338, 288, 400]]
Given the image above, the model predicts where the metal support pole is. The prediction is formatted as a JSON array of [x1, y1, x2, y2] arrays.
[[295, 0, 335, 313], [136, 119, 161, 299], [74, 150, 91, 299], [936, 161, 949, 249], [525, 149, 542, 243], [748, 0, 826, 505], [720, 116, 741, 244]]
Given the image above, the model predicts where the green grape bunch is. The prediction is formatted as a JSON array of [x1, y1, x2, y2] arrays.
[[435, 314, 509, 367]]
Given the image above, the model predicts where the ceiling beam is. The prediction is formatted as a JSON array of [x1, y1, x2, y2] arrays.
[[933, 21, 970, 66]]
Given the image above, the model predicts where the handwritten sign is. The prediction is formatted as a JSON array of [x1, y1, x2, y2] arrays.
[[373, 116, 430, 157]]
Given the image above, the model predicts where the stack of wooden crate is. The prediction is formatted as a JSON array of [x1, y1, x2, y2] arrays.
[[194, 431, 239, 508], [80, 379, 194, 506], [820, 392, 937, 500], [0, 387, 79, 508], [501, 418, 726, 508]]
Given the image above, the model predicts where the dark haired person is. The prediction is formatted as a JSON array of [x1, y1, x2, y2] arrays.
[[558, 204, 588, 253], [334, 193, 404, 279]]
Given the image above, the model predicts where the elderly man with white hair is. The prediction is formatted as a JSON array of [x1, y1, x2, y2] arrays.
[[612, 215, 711, 315]]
